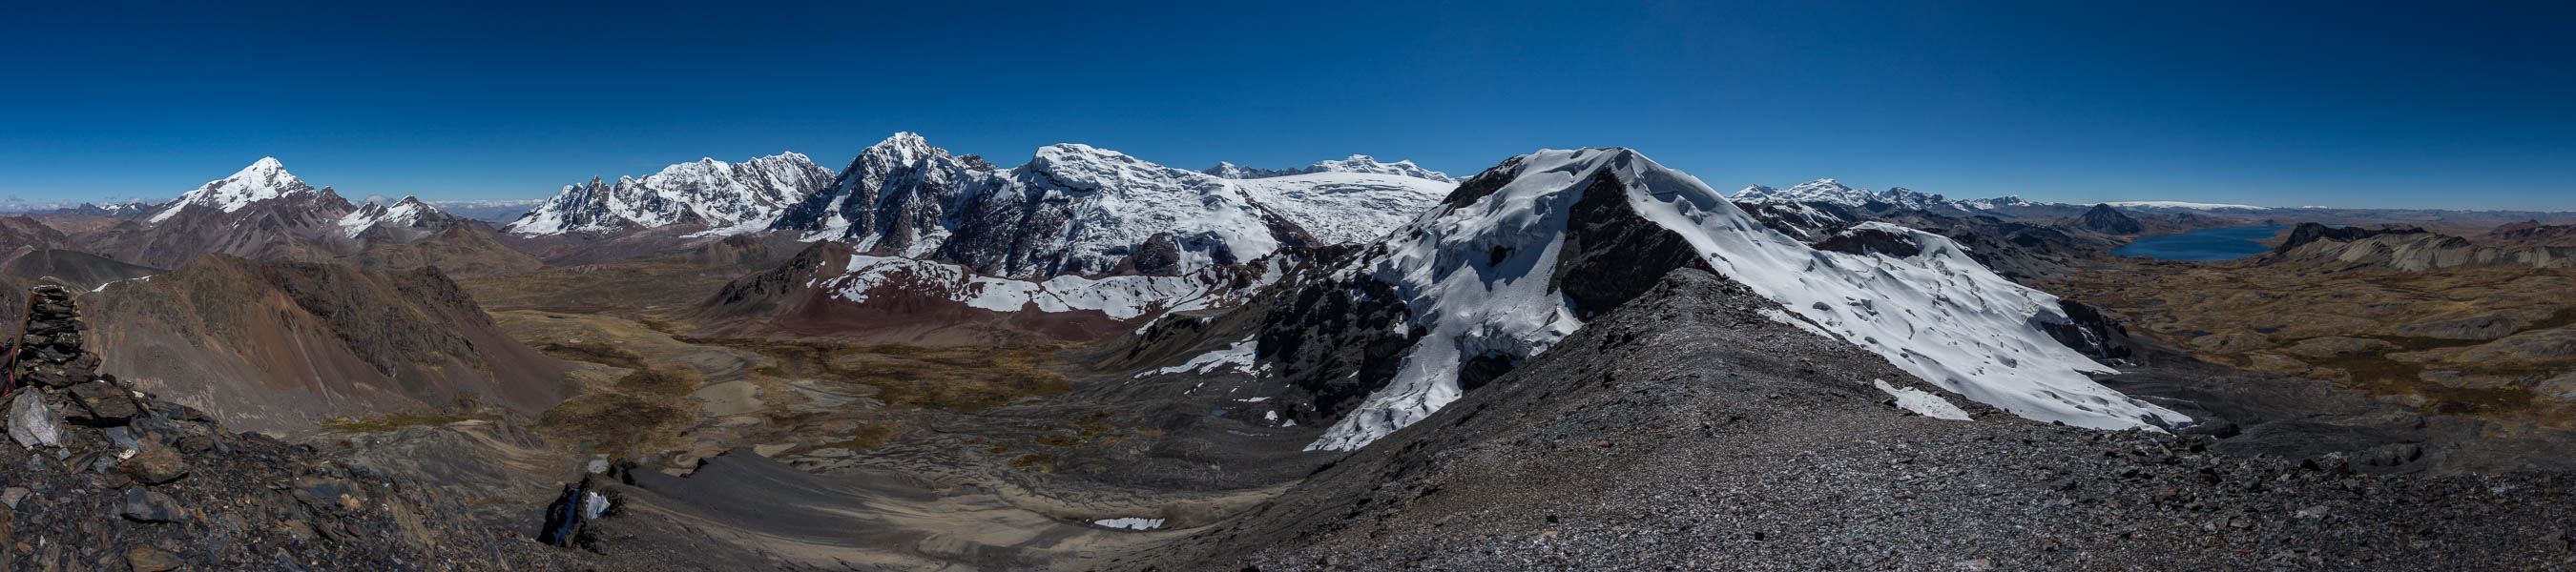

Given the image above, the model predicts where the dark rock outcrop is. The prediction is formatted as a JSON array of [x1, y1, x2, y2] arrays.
[[2271, 222, 2426, 253], [2075, 203, 2144, 235]]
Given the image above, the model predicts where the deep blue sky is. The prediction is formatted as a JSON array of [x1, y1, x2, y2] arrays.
[[4, 1, 2572, 210]]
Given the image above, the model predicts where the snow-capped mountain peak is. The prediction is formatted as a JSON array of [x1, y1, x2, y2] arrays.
[[148, 156, 322, 223], [769, 132, 1000, 253], [336, 195, 435, 238], [1290, 147, 2186, 450], [506, 152, 833, 235]]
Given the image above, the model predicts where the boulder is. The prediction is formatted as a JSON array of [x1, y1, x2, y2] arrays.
[[117, 444, 191, 485], [7, 392, 61, 448], [64, 381, 142, 426]]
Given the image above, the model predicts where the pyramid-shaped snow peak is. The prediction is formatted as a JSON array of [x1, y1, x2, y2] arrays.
[[149, 157, 321, 223], [1303, 147, 2187, 450]]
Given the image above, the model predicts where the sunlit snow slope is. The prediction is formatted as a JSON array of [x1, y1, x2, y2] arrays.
[[1309, 147, 2188, 450]]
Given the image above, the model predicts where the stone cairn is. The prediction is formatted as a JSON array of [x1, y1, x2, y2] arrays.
[[8, 285, 149, 438]]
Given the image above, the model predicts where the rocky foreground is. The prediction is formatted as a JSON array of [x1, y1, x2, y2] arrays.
[[0, 285, 598, 571], [1119, 270, 2576, 571]]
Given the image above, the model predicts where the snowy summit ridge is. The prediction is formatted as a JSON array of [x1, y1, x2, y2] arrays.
[[148, 157, 321, 223], [1303, 148, 2189, 450]]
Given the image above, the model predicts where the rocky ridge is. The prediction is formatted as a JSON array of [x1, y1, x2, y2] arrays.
[[1121, 270, 2576, 571], [2262, 222, 2576, 271], [0, 285, 590, 570]]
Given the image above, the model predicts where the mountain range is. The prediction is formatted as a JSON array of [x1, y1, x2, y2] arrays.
[[5, 133, 2573, 570]]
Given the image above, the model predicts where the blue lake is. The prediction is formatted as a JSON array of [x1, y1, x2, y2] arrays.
[[2109, 225, 2292, 261]]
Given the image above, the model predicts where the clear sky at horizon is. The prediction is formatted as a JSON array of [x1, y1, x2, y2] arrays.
[[4, 1, 2571, 210]]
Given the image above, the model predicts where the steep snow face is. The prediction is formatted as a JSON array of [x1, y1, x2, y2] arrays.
[[771, 133, 1005, 255], [336, 196, 434, 238], [1003, 144, 1288, 276], [1228, 173, 1452, 244], [149, 157, 320, 223], [1203, 155, 1454, 183], [1308, 148, 2188, 450], [505, 153, 833, 235]]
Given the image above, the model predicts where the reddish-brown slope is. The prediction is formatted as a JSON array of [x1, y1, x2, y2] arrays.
[[82, 255, 570, 433]]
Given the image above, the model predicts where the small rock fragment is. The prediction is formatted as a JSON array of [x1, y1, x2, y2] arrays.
[[121, 488, 187, 523], [127, 545, 186, 572]]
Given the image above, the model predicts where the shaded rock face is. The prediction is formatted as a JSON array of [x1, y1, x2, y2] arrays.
[[1108, 233, 1185, 276], [1255, 255, 1421, 422], [1810, 225, 1926, 258], [0, 285, 588, 570], [1549, 169, 1714, 318], [2075, 203, 2143, 235], [2273, 222, 2426, 253], [2034, 299, 2134, 360]]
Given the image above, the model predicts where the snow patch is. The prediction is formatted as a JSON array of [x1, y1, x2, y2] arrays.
[[1875, 379, 1973, 420], [1137, 338, 1259, 378], [1092, 518, 1165, 530]]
